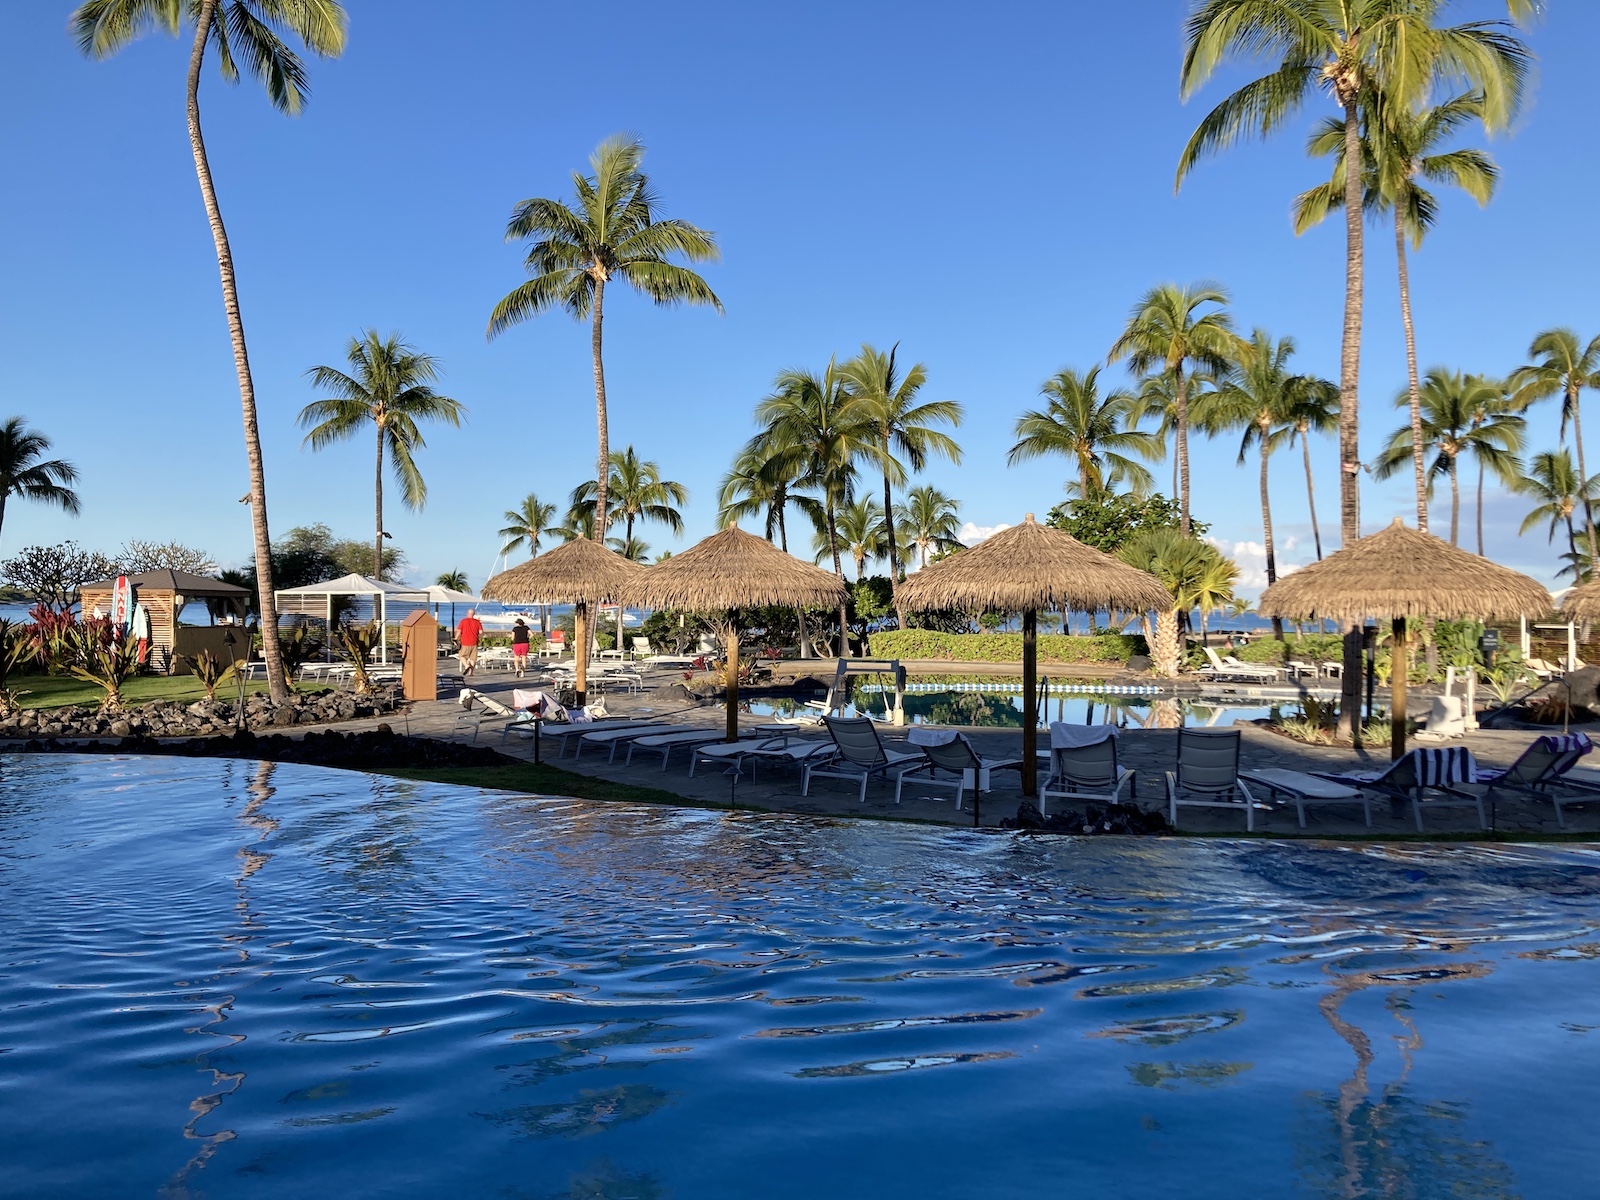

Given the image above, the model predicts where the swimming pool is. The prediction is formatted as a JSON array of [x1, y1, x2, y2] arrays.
[[749, 688, 1282, 728], [3, 754, 1597, 1197]]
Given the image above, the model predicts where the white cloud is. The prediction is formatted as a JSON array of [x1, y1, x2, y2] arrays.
[[1205, 536, 1310, 599], [959, 521, 1011, 546]]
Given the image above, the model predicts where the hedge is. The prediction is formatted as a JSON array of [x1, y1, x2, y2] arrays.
[[868, 630, 1145, 664], [1228, 633, 1344, 666]]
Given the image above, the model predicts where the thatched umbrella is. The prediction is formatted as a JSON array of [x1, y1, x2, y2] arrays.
[[633, 525, 847, 741], [896, 513, 1170, 797], [1257, 518, 1551, 759], [482, 538, 646, 705], [1560, 582, 1600, 623]]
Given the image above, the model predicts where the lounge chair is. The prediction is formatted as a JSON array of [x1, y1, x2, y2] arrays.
[[1319, 746, 1483, 832], [801, 716, 922, 802], [1472, 733, 1594, 829], [1039, 725, 1134, 817], [541, 718, 645, 757], [456, 688, 531, 743], [1165, 728, 1262, 831], [1198, 646, 1279, 684], [689, 735, 832, 779], [625, 728, 729, 770], [1239, 768, 1372, 829], [895, 729, 1022, 811], [573, 723, 679, 763]]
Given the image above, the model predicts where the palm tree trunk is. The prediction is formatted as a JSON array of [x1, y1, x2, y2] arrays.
[[374, 421, 385, 578], [1571, 384, 1599, 567], [186, 0, 288, 703], [881, 466, 904, 628], [1260, 434, 1283, 640], [1567, 512, 1579, 565], [1395, 213, 1428, 533], [778, 504, 811, 658], [1337, 99, 1366, 741], [1448, 455, 1460, 546], [590, 275, 610, 544], [1301, 424, 1323, 560], [826, 494, 848, 656], [1476, 457, 1487, 557], [1175, 369, 1191, 536]]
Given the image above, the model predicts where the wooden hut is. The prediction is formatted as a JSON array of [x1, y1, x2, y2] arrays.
[[78, 569, 253, 675]]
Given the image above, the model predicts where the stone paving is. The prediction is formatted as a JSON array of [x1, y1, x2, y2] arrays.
[[349, 670, 1600, 839]]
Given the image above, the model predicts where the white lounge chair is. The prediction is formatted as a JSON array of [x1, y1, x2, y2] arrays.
[[573, 723, 679, 763], [1165, 728, 1263, 831], [690, 734, 832, 779], [1039, 726, 1134, 817], [1198, 646, 1279, 684], [801, 717, 921, 803], [625, 728, 729, 770], [1240, 768, 1371, 829], [895, 728, 1021, 811], [1319, 746, 1483, 832]]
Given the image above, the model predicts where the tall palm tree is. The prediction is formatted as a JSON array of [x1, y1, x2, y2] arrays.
[[1179, 0, 1531, 549], [719, 440, 827, 657], [72, 0, 349, 703], [1280, 377, 1341, 561], [895, 486, 963, 569], [817, 498, 887, 582], [1295, 91, 1500, 532], [300, 331, 465, 579], [1110, 283, 1239, 534], [1515, 450, 1596, 570], [1464, 378, 1527, 556], [498, 494, 560, 559], [488, 136, 721, 543], [1373, 371, 1523, 548], [1007, 366, 1161, 500], [570, 446, 688, 545], [0, 419, 80, 548], [840, 344, 962, 615], [1512, 330, 1600, 567]]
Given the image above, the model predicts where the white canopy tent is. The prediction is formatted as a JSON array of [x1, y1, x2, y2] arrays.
[[275, 574, 430, 664]]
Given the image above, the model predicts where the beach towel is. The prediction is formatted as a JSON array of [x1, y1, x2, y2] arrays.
[[1049, 722, 1117, 749]]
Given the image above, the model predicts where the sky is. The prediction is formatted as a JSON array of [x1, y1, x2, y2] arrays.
[[2, 1, 1598, 597]]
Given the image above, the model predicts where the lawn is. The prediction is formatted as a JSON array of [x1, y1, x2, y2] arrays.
[[14, 674, 324, 710]]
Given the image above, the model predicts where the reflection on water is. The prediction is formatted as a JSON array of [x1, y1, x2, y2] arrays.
[[1, 756, 1599, 1197], [749, 689, 1278, 728]]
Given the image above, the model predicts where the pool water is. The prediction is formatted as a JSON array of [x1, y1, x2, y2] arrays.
[[3, 755, 1599, 1197], [750, 690, 1279, 728]]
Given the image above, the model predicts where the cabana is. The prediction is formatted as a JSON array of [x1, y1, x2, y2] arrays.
[[275, 573, 429, 664], [79, 569, 253, 676]]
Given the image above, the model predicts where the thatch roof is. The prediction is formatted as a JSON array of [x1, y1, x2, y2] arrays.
[[1257, 518, 1552, 621], [481, 538, 646, 605], [896, 513, 1170, 614], [632, 525, 846, 611], [1560, 581, 1600, 621]]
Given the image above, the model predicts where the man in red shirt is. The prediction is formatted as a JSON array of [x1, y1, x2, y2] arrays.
[[457, 608, 484, 678]]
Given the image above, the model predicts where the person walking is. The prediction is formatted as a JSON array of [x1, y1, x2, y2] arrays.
[[458, 608, 484, 678], [511, 617, 531, 678]]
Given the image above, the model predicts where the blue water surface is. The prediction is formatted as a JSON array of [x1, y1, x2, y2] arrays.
[[2, 754, 1598, 1198]]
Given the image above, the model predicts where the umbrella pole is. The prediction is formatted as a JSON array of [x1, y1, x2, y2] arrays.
[[574, 602, 589, 707], [1391, 617, 1408, 761], [725, 624, 740, 743], [1022, 608, 1038, 800]]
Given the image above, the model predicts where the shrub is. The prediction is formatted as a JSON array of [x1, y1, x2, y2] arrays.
[[64, 617, 144, 711], [868, 630, 1146, 664], [1230, 633, 1343, 666], [180, 648, 233, 702]]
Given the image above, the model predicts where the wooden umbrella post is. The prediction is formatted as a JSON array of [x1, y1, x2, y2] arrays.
[[574, 601, 589, 707], [1022, 608, 1038, 798], [723, 617, 740, 743], [1390, 616, 1408, 761]]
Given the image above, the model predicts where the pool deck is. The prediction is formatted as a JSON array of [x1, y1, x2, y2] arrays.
[[332, 673, 1600, 840]]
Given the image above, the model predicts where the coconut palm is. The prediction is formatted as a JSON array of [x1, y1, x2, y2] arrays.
[[1511, 330, 1600, 567], [1117, 529, 1229, 679], [487, 136, 721, 543], [1179, 0, 1531, 548], [1514, 450, 1596, 569], [435, 570, 468, 591], [1296, 91, 1500, 532], [614, 535, 651, 563], [300, 331, 465, 579], [1007, 366, 1162, 501], [498, 493, 560, 560], [840, 344, 962, 609], [816, 498, 887, 582], [1373, 371, 1523, 548], [1109, 283, 1240, 535], [895, 486, 963, 569], [0, 419, 80, 548], [72, 0, 349, 703], [1278, 369, 1342, 562], [570, 447, 688, 545], [1127, 369, 1222, 499]]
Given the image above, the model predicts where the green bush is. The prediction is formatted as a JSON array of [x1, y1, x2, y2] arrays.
[[868, 630, 1145, 664], [1229, 633, 1344, 666]]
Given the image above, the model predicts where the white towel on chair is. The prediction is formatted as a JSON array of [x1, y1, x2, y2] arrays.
[[1050, 723, 1117, 749], [906, 727, 960, 747]]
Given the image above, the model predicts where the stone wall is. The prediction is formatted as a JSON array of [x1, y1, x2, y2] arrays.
[[0, 686, 403, 741]]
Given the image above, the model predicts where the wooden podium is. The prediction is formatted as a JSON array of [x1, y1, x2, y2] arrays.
[[399, 610, 438, 701]]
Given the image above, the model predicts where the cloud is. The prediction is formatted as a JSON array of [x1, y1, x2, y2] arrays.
[[959, 521, 1011, 546], [1206, 536, 1309, 599]]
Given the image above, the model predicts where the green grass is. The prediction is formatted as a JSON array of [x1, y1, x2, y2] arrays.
[[380, 762, 698, 808], [13, 674, 324, 710]]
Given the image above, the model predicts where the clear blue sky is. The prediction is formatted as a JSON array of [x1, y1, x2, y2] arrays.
[[2, 1, 1596, 595]]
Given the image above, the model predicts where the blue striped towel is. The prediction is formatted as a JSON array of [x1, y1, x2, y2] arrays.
[[1335, 746, 1478, 788]]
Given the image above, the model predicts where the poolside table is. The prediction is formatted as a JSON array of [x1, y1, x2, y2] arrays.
[[1240, 768, 1372, 829]]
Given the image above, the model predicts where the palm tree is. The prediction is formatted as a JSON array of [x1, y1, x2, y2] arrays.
[[895, 486, 963, 569], [1007, 366, 1161, 500], [1373, 371, 1523, 548], [614, 535, 651, 563], [1512, 330, 1600, 567], [1515, 450, 1597, 571], [1117, 530, 1228, 679], [435, 570, 468, 591], [487, 136, 721, 543], [840, 344, 963, 616], [1296, 91, 1500, 532], [0, 419, 80, 548], [1110, 283, 1239, 535], [1280, 375, 1341, 561], [719, 440, 827, 657], [498, 493, 560, 559], [72, 0, 349, 704], [1179, 1, 1531, 549], [818, 498, 887, 582], [300, 331, 465, 579], [570, 447, 688, 545]]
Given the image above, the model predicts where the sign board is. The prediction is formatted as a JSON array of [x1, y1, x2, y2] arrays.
[[1480, 628, 1502, 650]]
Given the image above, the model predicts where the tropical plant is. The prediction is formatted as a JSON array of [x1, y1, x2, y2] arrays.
[[614, 535, 651, 563], [1178, 0, 1532, 549], [0, 419, 80, 548], [840, 343, 962, 607], [1511, 330, 1600, 567], [1279, 372, 1341, 559], [300, 330, 465, 579], [1008, 366, 1161, 500], [1482, 648, 1534, 707], [65, 617, 143, 711], [435, 570, 468, 591], [1046, 492, 1201, 555], [488, 135, 721, 542], [817, 498, 887, 582], [1116, 529, 1232, 678], [498, 493, 560, 560], [1514, 450, 1598, 569], [1110, 283, 1239, 534], [570, 447, 688, 544], [72, 0, 349, 704], [275, 623, 324, 677], [1295, 90, 1500, 532], [334, 620, 382, 695], [0, 619, 32, 714], [180, 647, 233, 702], [896, 486, 963, 569], [1373, 371, 1523, 548]]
